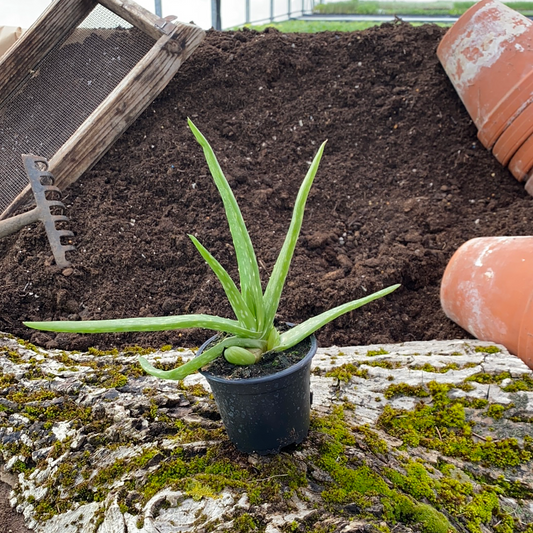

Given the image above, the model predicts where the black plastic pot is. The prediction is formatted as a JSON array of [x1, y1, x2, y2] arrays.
[[198, 334, 317, 455]]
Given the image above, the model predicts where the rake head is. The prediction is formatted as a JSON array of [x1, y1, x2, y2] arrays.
[[0, 155, 75, 268]]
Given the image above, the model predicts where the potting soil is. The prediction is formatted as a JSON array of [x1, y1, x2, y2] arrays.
[[1, 23, 532, 353]]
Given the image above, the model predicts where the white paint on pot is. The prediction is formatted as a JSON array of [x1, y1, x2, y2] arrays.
[[483, 269, 494, 279], [473, 241, 495, 267], [450, 273, 508, 343]]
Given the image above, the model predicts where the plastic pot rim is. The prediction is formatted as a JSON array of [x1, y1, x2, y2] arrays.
[[199, 333, 318, 386]]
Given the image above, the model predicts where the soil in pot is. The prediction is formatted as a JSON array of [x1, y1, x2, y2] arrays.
[[202, 329, 312, 380], [1, 23, 533, 353]]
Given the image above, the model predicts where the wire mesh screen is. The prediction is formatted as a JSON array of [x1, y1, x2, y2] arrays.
[[0, 4, 156, 216]]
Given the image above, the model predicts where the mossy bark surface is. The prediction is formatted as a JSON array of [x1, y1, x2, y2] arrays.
[[1, 334, 532, 532]]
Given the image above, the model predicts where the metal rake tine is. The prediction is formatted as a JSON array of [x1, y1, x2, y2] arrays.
[[42, 185, 62, 195], [37, 170, 54, 180], [51, 214, 70, 224], [44, 200, 67, 210], [20, 154, 76, 268], [55, 229, 75, 238]]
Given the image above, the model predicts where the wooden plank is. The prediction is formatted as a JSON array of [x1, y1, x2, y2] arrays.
[[0, 0, 97, 108], [48, 23, 205, 192], [98, 0, 177, 40], [0, 11, 205, 220]]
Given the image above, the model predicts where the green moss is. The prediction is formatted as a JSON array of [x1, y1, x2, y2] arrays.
[[92, 507, 106, 531], [19, 397, 92, 426], [74, 482, 95, 503], [486, 404, 506, 420], [33, 483, 73, 521], [325, 363, 368, 382], [140, 449, 251, 502], [0, 371, 16, 387], [410, 362, 459, 373], [184, 479, 219, 501], [474, 345, 501, 353], [378, 381, 532, 467], [321, 464, 390, 504], [455, 382, 475, 392], [390, 495, 454, 533], [122, 346, 159, 356], [10, 459, 32, 474], [56, 462, 78, 487], [131, 448, 160, 469], [149, 356, 185, 372], [484, 475, 533, 499], [16, 339, 44, 353], [87, 347, 119, 357], [5, 349, 23, 364], [385, 460, 436, 502], [101, 369, 128, 389], [178, 382, 210, 397], [356, 425, 388, 455], [494, 515, 514, 533], [7, 389, 57, 404], [470, 437, 531, 467], [233, 512, 260, 532], [501, 373, 533, 392], [463, 491, 499, 533], [384, 383, 430, 399], [365, 360, 402, 370], [311, 407, 454, 532], [465, 372, 511, 384], [460, 398, 488, 409], [366, 348, 389, 357], [93, 459, 128, 487], [411, 362, 480, 373], [53, 351, 78, 366], [436, 476, 473, 511]]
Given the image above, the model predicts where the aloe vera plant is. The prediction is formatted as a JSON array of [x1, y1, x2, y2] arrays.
[[25, 120, 399, 379]]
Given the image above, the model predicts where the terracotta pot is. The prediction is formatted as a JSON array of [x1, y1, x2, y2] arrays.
[[440, 236, 533, 370], [437, 0, 533, 149]]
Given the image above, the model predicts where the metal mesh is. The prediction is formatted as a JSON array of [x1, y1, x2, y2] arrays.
[[0, 4, 156, 216]]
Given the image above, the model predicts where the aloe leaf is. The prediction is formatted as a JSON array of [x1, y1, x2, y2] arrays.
[[139, 342, 225, 380], [275, 284, 401, 351], [189, 235, 256, 330], [263, 141, 326, 328], [188, 119, 265, 332], [24, 314, 257, 337], [138, 336, 267, 380]]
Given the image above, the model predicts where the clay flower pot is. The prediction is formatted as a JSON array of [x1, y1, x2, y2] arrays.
[[437, 0, 533, 150], [199, 333, 318, 455], [440, 236, 533, 370]]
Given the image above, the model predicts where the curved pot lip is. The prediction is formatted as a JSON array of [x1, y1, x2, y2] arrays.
[[518, 291, 533, 370], [199, 333, 318, 386], [492, 108, 533, 166], [509, 133, 533, 181], [478, 71, 533, 149]]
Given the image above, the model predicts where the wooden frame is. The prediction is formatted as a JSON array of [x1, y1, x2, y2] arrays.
[[0, 0, 205, 220]]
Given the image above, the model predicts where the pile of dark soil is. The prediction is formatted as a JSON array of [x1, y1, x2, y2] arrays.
[[1, 23, 532, 352]]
